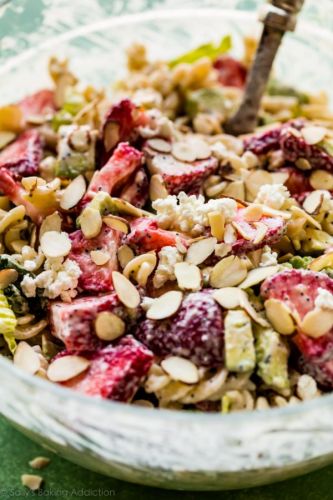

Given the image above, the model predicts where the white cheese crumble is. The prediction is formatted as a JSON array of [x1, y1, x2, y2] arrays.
[[259, 245, 278, 267], [153, 246, 183, 288], [138, 109, 174, 139], [21, 258, 81, 302], [152, 192, 237, 236], [255, 184, 290, 210], [315, 288, 333, 310]]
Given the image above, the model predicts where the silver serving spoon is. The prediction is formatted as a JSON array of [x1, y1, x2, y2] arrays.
[[224, 0, 306, 136]]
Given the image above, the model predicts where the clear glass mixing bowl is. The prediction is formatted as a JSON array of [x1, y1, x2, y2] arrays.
[[1, 0, 333, 491]]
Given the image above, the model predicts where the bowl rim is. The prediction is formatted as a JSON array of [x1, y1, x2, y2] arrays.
[[1, 354, 331, 422]]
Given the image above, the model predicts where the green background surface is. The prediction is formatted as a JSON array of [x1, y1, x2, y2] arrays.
[[0, 415, 333, 500]]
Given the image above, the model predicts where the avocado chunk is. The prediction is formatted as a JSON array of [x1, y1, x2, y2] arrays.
[[185, 88, 226, 118], [224, 309, 255, 373], [56, 125, 97, 179], [255, 327, 290, 391]]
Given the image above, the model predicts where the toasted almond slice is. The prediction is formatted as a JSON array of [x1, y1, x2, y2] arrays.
[[40, 231, 71, 258], [271, 171, 289, 185], [80, 207, 102, 239], [309, 252, 333, 272], [208, 211, 225, 240], [117, 245, 135, 269], [239, 292, 268, 327], [149, 174, 169, 201], [21, 474, 43, 491], [253, 221, 268, 244], [213, 287, 245, 309], [47, 355, 90, 382], [301, 125, 327, 145], [264, 298, 295, 335], [189, 138, 211, 160], [123, 252, 157, 279], [161, 356, 199, 384], [309, 169, 333, 191], [295, 158, 312, 171], [14, 341, 41, 375], [222, 180, 245, 200], [290, 206, 322, 230], [171, 142, 197, 162], [300, 309, 333, 338], [0, 131, 15, 150], [303, 191, 324, 215], [174, 262, 201, 291], [0, 268, 18, 289], [257, 204, 291, 220], [239, 265, 279, 289], [245, 170, 272, 202], [112, 271, 141, 308], [95, 311, 125, 341], [243, 204, 263, 222], [215, 242, 232, 258], [136, 261, 155, 287], [186, 237, 217, 265], [29, 457, 51, 470], [40, 212, 62, 238], [103, 214, 130, 234], [232, 221, 253, 241], [224, 223, 237, 244], [210, 255, 248, 288], [146, 290, 183, 320], [205, 181, 227, 198], [60, 175, 86, 210], [90, 250, 110, 266], [147, 138, 172, 153]]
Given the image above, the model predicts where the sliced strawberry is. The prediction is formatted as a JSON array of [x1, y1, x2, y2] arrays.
[[61, 336, 153, 401], [135, 290, 224, 367], [84, 142, 143, 204], [144, 146, 218, 195], [18, 89, 56, 120], [294, 332, 333, 389], [69, 225, 121, 293], [231, 209, 286, 254], [0, 129, 42, 177], [126, 217, 187, 253], [0, 168, 40, 223], [213, 56, 247, 88], [261, 269, 333, 320], [119, 167, 149, 208], [244, 126, 283, 156], [50, 292, 136, 352]]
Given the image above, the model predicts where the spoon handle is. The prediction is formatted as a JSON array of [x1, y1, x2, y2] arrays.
[[224, 0, 305, 136]]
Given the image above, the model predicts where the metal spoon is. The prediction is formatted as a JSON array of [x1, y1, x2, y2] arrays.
[[224, 0, 306, 136]]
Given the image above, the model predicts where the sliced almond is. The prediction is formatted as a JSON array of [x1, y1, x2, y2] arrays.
[[243, 204, 263, 222], [301, 126, 327, 145], [103, 214, 130, 234], [112, 271, 141, 308], [271, 171, 289, 185], [239, 292, 268, 327], [60, 175, 86, 210], [185, 237, 217, 265], [40, 212, 62, 238], [189, 138, 211, 160], [257, 204, 291, 220], [136, 261, 155, 287], [171, 142, 197, 163], [21, 176, 45, 191], [300, 309, 333, 338], [47, 355, 90, 382], [21, 474, 43, 491], [245, 170, 272, 202], [239, 265, 279, 289], [29, 457, 51, 470], [265, 299, 295, 335], [290, 206, 322, 230], [40, 231, 71, 259], [213, 287, 245, 309], [117, 245, 135, 269], [174, 262, 201, 291], [147, 138, 172, 153], [161, 356, 199, 384], [303, 191, 324, 215], [90, 250, 110, 266], [222, 180, 245, 200], [0, 131, 15, 150], [309, 252, 333, 272], [14, 342, 41, 375], [95, 311, 125, 341], [0, 268, 18, 289], [224, 223, 237, 244], [210, 255, 248, 288], [309, 170, 333, 191], [123, 252, 157, 280], [205, 181, 227, 198], [253, 222, 268, 245], [232, 221, 253, 241], [149, 174, 169, 201], [146, 290, 183, 320], [80, 207, 102, 239]]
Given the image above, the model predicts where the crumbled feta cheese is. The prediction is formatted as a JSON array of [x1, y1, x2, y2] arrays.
[[153, 246, 183, 288], [315, 288, 333, 310], [259, 245, 278, 267], [255, 184, 290, 210], [152, 192, 237, 236], [21, 258, 81, 302]]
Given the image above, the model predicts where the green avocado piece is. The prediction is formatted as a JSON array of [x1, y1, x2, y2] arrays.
[[255, 327, 290, 391], [289, 255, 313, 269], [55, 125, 96, 179], [224, 309, 255, 373], [185, 87, 226, 118], [267, 79, 310, 105]]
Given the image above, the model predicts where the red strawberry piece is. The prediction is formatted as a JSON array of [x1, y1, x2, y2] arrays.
[[213, 56, 247, 88], [261, 269, 333, 321], [61, 336, 154, 401], [18, 89, 56, 120], [280, 166, 312, 198], [126, 217, 187, 253], [50, 292, 135, 352], [293, 332, 333, 389], [119, 167, 149, 208], [69, 224, 121, 293], [144, 146, 218, 195], [0, 167, 41, 223], [280, 126, 333, 172], [83, 142, 143, 204], [0, 129, 42, 177], [231, 209, 286, 254], [135, 290, 224, 367], [244, 126, 283, 156]]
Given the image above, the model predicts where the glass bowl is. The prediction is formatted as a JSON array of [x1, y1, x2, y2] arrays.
[[1, 0, 333, 491]]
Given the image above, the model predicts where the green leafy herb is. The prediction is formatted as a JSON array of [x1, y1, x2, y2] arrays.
[[4, 285, 29, 316], [168, 35, 232, 68], [267, 79, 309, 105]]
